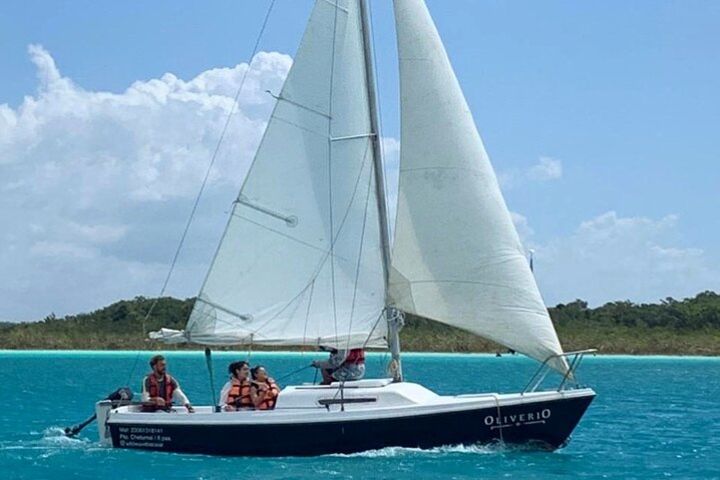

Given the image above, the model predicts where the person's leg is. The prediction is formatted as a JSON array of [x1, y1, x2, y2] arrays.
[[332, 366, 362, 382], [320, 368, 333, 385], [331, 368, 351, 383]]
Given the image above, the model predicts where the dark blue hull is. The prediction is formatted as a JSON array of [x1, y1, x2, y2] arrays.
[[109, 393, 594, 456]]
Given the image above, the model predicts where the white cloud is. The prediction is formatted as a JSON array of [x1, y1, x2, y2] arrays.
[[499, 156, 563, 189], [510, 211, 534, 242], [527, 156, 562, 181], [4, 45, 711, 322], [66, 223, 128, 244], [529, 211, 719, 306], [0, 45, 292, 321]]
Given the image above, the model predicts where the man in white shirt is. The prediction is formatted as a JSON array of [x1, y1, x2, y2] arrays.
[[141, 355, 194, 412]]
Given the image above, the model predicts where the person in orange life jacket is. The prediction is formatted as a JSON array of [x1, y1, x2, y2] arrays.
[[312, 348, 366, 385], [219, 361, 254, 411], [250, 365, 280, 410], [141, 355, 194, 412]]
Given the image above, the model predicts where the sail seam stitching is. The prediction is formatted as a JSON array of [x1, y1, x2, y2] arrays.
[[396, 279, 534, 287], [320, 0, 349, 14], [247, 281, 317, 338], [271, 116, 328, 138], [230, 212, 349, 261]]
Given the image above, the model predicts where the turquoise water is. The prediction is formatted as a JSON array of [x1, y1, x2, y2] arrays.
[[0, 351, 718, 479]]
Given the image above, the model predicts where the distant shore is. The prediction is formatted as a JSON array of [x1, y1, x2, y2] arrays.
[[0, 326, 717, 355], [1, 292, 719, 355], [1, 349, 719, 360]]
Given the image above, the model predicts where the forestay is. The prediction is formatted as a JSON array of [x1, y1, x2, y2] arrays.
[[152, 0, 387, 348], [389, 0, 567, 373]]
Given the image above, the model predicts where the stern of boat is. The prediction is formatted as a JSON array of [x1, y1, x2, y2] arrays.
[[96, 400, 113, 446]]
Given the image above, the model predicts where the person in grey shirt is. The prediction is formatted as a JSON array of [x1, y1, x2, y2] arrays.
[[312, 348, 366, 385]]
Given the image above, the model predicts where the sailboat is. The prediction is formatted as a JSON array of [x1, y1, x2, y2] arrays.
[[96, 0, 595, 456]]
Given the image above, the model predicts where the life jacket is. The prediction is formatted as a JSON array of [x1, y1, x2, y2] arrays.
[[344, 348, 365, 365], [144, 373, 175, 411], [253, 378, 280, 410], [227, 377, 253, 409]]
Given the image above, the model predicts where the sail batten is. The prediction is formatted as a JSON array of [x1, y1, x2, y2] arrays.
[[390, 0, 567, 373]]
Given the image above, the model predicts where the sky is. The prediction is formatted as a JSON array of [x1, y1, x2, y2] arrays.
[[1, 0, 718, 322]]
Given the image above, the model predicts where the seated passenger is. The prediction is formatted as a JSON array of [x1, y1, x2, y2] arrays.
[[219, 361, 253, 411], [141, 354, 194, 412], [312, 348, 365, 385], [250, 365, 280, 410]]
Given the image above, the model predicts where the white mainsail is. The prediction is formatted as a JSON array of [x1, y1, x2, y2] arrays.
[[389, 0, 567, 373], [153, 0, 387, 348]]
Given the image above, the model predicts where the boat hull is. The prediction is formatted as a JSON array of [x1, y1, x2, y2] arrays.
[[107, 391, 594, 456]]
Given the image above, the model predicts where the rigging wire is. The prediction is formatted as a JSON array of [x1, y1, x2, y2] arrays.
[[301, 280, 316, 351], [125, 0, 278, 385], [246, 334, 254, 363], [327, 0, 341, 348], [344, 140, 375, 353]]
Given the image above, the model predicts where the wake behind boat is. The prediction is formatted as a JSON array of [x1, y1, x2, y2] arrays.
[[93, 0, 596, 456]]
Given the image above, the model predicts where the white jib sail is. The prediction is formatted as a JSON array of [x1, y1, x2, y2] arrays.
[[389, 0, 568, 373], [153, 0, 387, 348]]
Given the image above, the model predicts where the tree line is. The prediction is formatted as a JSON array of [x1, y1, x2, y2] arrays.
[[0, 291, 718, 353], [550, 291, 720, 330]]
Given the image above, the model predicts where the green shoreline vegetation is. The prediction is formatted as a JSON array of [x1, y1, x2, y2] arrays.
[[1, 292, 719, 354]]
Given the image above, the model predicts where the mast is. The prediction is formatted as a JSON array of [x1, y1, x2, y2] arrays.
[[359, 0, 403, 381]]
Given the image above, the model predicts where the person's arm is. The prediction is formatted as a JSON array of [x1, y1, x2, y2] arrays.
[[219, 381, 231, 406], [267, 379, 279, 399], [141, 378, 150, 403], [172, 379, 194, 412], [312, 351, 345, 369], [329, 351, 346, 368], [141, 377, 165, 407], [250, 383, 264, 408]]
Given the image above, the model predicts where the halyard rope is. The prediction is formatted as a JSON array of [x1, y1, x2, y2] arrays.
[[327, 0, 341, 349]]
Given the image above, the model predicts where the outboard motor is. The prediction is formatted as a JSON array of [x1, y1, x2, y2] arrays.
[[106, 387, 134, 406], [64, 387, 134, 444]]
